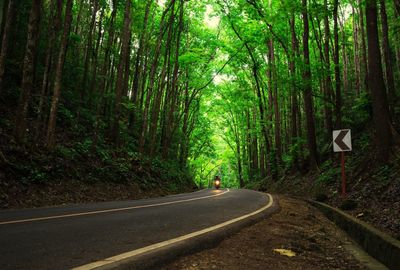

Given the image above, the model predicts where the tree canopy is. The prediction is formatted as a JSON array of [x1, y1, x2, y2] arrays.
[[0, 0, 399, 189]]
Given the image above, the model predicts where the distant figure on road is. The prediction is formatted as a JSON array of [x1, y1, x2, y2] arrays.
[[214, 175, 221, 189]]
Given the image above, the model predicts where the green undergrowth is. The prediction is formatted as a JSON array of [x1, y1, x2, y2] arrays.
[[0, 139, 196, 208]]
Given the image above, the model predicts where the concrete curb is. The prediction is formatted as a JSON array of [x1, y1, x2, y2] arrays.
[[92, 194, 280, 270], [308, 200, 400, 270]]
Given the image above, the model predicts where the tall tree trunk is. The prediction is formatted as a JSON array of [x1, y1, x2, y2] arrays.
[[341, 17, 349, 93], [35, 0, 62, 139], [323, 0, 333, 138], [352, 5, 361, 95], [162, 0, 185, 159], [73, 0, 84, 34], [302, 0, 319, 168], [111, 0, 131, 145], [89, 7, 104, 103], [139, 0, 174, 152], [130, 0, 153, 129], [0, 0, 17, 92], [394, 0, 400, 15], [236, 136, 244, 187], [46, 0, 73, 149], [14, 0, 42, 142], [359, 0, 369, 91], [92, 5, 116, 149], [0, 0, 9, 48], [251, 109, 259, 176], [333, 0, 342, 128], [394, 1, 400, 75], [289, 14, 300, 169], [267, 39, 282, 166], [179, 77, 190, 167], [81, 0, 98, 104], [365, 0, 392, 161], [379, 0, 396, 114]]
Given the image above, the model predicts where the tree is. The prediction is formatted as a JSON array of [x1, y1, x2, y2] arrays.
[[379, 0, 396, 114], [365, 0, 392, 161], [46, 0, 73, 149], [13, 0, 42, 142], [333, 0, 341, 128], [302, 0, 319, 167], [111, 0, 131, 145], [0, 0, 17, 92]]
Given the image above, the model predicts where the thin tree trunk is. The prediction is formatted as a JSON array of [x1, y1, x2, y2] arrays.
[[394, 1, 400, 82], [179, 77, 190, 167], [92, 5, 116, 149], [353, 5, 361, 95], [0, 0, 9, 48], [81, 0, 99, 104], [0, 0, 17, 92], [73, 0, 84, 34], [139, 0, 175, 152], [323, 0, 333, 138], [333, 0, 342, 128], [302, 0, 319, 168], [14, 0, 42, 142], [111, 0, 131, 145], [130, 0, 153, 129], [268, 39, 282, 166], [35, 0, 62, 140], [359, 0, 369, 91], [251, 110, 259, 175], [394, 0, 400, 15], [365, 0, 392, 161], [340, 14, 349, 93], [379, 0, 396, 114], [89, 7, 104, 104], [46, 0, 73, 149], [289, 14, 300, 169], [162, 0, 185, 159]]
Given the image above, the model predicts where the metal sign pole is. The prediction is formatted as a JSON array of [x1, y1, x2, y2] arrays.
[[341, 151, 346, 198], [333, 129, 351, 199]]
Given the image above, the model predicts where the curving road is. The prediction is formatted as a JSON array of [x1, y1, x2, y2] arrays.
[[0, 189, 274, 270]]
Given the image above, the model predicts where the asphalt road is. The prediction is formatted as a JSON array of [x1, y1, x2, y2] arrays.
[[0, 188, 272, 270]]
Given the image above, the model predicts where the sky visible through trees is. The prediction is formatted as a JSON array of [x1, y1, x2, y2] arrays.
[[0, 0, 399, 189]]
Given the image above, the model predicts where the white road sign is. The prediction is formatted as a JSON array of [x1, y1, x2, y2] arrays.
[[333, 129, 352, 152]]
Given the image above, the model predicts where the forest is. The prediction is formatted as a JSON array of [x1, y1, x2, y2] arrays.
[[0, 0, 399, 220]]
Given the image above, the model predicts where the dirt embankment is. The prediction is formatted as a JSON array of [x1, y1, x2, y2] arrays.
[[162, 196, 367, 270]]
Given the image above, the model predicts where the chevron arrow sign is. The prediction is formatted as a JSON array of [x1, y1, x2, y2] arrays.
[[333, 129, 352, 152]]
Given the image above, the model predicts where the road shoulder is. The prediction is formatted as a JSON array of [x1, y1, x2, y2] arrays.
[[162, 196, 375, 270]]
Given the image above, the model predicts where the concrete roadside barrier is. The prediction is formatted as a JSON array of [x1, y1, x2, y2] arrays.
[[308, 200, 400, 270]]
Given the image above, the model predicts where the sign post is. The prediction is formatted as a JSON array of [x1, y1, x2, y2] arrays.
[[332, 129, 352, 198]]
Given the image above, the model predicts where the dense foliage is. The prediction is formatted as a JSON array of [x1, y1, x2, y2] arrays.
[[0, 0, 399, 190]]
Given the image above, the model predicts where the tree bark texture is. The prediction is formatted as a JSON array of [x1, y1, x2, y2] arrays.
[[0, 0, 17, 92], [302, 0, 319, 168], [379, 0, 396, 114], [111, 0, 131, 145], [14, 0, 42, 142], [46, 0, 73, 149], [333, 0, 342, 128], [323, 0, 333, 138], [365, 0, 392, 161]]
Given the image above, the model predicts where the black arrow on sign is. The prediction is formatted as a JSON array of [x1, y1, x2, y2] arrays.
[[334, 130, 350, 150]]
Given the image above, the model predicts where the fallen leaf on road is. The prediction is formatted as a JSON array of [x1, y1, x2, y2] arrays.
[[273, 248, 296, 257], [356, 213, 364, 218]]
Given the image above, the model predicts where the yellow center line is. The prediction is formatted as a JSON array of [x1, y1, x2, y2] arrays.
[[0, 189, 230, 225], [72, 193, 274, 270]]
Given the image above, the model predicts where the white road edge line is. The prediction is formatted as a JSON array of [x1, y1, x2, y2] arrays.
[[0, 189, 230, 225], [72, 193, 274, 270]]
